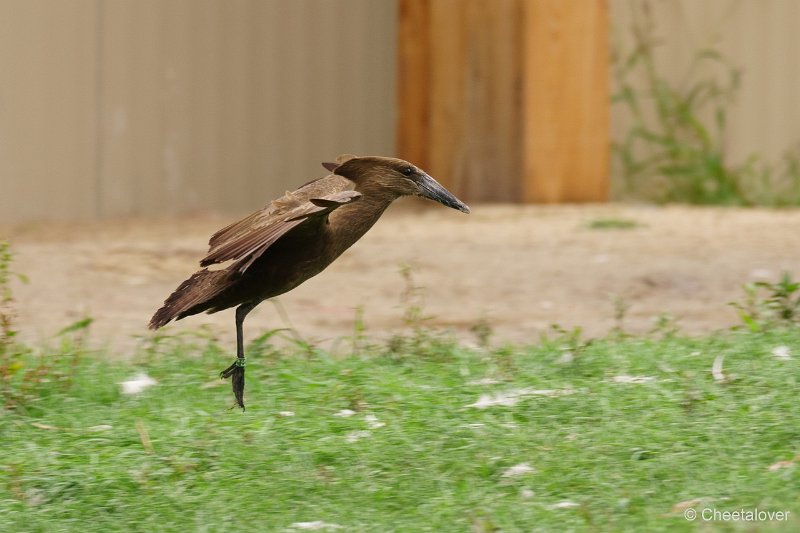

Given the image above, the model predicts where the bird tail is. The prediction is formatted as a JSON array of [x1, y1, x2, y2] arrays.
[[149, 268, 230, 329]]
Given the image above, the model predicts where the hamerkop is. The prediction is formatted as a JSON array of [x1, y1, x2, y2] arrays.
[[150, 155, 469, 408]]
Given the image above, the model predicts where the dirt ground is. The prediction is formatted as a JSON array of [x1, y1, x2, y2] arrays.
[[3, 203, 800, 356]]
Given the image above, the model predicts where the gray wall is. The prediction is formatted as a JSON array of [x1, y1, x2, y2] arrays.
[[0, 0, 397, 224]]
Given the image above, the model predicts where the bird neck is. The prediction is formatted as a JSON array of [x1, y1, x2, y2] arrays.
[[327, 189, 396, 255]]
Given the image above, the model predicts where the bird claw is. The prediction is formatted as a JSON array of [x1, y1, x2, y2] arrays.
[[220, 357, 246, 410]]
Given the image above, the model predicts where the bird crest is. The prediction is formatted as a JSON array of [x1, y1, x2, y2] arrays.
[[321, 154, 358, 172]]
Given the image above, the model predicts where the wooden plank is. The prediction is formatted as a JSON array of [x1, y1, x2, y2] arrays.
[[428, 0, 466, 191], [426, 0, 523, 201], [396, 0, 431, 170], [522, 0, 610, 203], [456, 0, 522, 201], [396, 0, 609, 203]]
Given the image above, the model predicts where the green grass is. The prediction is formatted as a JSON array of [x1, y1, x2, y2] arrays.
[[2, 328, 799, 532]]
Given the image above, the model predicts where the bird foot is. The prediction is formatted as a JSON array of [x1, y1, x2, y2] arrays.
[[220, 358, 246, 410]]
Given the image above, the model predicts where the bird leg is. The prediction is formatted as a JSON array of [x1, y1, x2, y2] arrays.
[[220, 302, 255, 410]]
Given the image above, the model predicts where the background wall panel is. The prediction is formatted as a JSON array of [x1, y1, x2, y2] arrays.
[[0, 0, 98, 222], [0, 0, 397, 224], [611, 0, 800, 184]]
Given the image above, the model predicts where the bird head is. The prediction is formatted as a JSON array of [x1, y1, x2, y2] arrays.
[[322, 155, 470, 214]]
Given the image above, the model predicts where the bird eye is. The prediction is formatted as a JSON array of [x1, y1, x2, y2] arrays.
[[401, 166, 414, 176]]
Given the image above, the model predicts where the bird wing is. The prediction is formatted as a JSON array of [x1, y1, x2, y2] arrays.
[[201, 175, 359, 274]]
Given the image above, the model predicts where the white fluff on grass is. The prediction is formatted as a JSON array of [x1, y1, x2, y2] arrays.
[[772, 345, 791, 359], [466, 388, 574, 409], [364, 414, 385, 429], [550, 501, 580, 509], [501, 463, 536, 478], [671, 498, 712, 513], [768, 455, 799, 471], [345, 430, 372, 443], [288, 521, 343, 530], [119, 373, 157, 395], [557, 351, 574, 365], [333, 409, 356, 418], [712, 355, 726, 382], [611, 375, 656, 384], [339, 414, 386, 441], [467, 377, 503, 386]]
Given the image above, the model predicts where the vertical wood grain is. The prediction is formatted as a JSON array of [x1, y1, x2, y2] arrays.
[[396, 0, 431, 170], [400, 0, 524, 201], [428, 0, 466, 192], [396, 0, 608, 203], [522, 0, 610, 203]]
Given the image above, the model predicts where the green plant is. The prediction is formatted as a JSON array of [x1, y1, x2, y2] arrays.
[[1, 319, 92, 412], [470, 317, 494, 349], [398, 263, 431, 330], [0, 242, 96, 410], [541, 324, 593, 363], [610, 294, 631, 338], [350, 305, 368, 356], [649, 312, 680, 339], [0, 241, 26, 353], [612, 1, 800, 205], [1, 242, 26, 407], [587, 218, 640, 230], [730, 272, 800, 331]]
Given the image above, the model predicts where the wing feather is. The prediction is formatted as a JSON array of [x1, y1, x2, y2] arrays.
[[200, 188, 361, 275], [207, 174, 353, 252]]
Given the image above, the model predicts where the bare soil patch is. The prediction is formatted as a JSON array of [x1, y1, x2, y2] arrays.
[[4, 204, 800, 356]]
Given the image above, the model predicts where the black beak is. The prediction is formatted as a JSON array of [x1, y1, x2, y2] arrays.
[[417, 173, 470, 214]]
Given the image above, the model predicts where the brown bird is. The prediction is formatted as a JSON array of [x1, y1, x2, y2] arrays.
[[149, 155, 469, 409]]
